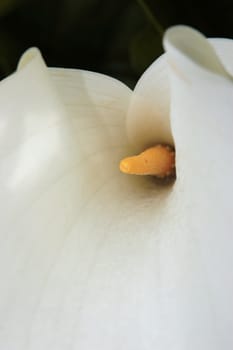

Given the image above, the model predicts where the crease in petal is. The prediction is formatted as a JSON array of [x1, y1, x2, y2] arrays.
[[127, 54, 173, 151]]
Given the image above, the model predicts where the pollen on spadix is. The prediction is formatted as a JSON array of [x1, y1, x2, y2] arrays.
[[119, 145, 175, 177]]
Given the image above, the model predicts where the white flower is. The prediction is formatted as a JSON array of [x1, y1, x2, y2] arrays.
[[0, 25, 233, 349]]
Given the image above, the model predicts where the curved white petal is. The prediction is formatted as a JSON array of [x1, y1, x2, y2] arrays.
[[164, 25, 229, 78], [0, 48, 175, 350], [127, 27, 233, 152], [163, 26, 233, 348]]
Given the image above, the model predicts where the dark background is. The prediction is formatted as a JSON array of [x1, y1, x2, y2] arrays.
[[0, 0, 232, 86]]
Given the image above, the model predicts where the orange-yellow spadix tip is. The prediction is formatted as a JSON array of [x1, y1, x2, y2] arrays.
[[119, 145, 175, 177]]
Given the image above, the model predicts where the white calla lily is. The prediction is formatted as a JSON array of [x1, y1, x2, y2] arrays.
[[0, 26, 233, 349]]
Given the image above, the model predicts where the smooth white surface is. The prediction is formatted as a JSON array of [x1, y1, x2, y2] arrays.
[[127, 54, 173, 150], [0, 27, 232, 350], [164, 26, 233, 348]]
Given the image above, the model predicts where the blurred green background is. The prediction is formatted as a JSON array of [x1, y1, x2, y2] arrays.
[[0, 0, 232, 86]]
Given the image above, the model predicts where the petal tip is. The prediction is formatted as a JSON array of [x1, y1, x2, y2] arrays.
[[17, 47, 43, 71]]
